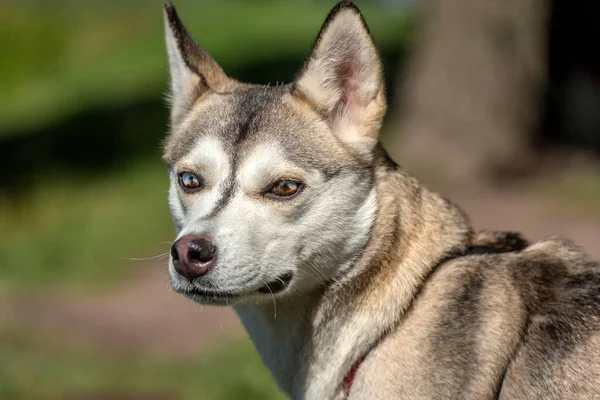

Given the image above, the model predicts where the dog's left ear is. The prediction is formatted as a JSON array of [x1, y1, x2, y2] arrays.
[[293, 1, 386, 152], [163, 3, 233, 128]]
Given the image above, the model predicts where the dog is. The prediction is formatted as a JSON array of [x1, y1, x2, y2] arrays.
[[161, 2, 600, 398]]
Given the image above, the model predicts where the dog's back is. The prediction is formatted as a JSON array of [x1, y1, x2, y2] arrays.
[[354, 238, 600, 399]]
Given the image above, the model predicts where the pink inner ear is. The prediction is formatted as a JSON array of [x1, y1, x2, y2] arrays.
[[337, 59, 359, 119]]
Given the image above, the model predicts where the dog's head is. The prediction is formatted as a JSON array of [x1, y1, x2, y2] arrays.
[[163, 1, 386, 305]]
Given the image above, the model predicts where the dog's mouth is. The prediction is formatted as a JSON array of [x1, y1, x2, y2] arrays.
[[256, 272, 293, 294], [180, 272, 293, 300]]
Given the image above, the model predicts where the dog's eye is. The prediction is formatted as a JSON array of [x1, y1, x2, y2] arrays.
[[179, 172, 202, 191], [267, 180, 302, 199]]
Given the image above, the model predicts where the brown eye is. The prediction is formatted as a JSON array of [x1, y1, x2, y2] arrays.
[[179, 172, 202, 191], [268, 180, 302, 199]]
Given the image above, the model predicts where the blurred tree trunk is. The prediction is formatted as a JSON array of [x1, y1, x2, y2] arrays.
[[390, 0, 549, 183]]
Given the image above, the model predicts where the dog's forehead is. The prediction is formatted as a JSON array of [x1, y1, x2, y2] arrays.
[[163, 86, 361, 172]]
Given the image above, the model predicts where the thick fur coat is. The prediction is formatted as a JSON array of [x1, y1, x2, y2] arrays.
[[161, 2, 600, 399]]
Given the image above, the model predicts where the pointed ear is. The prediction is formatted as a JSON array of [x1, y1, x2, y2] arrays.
[[163, 3, 232, 127], [293, 1, 386, 151]]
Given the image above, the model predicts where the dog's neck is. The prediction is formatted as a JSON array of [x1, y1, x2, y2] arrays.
[[235, 151, 473, 399]]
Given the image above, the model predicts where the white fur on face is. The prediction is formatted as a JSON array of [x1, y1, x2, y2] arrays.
[[168, 138, 376, 303], [176, 135, 232, 224], [167, 134, 231, 238]]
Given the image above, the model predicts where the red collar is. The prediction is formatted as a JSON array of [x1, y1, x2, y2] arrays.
[[343, 358, 363, 398]]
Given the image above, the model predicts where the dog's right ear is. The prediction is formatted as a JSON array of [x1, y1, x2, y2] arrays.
[[292, 1, 385, 155], [163, 3, 232, 127]]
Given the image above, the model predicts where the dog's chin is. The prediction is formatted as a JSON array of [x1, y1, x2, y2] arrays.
[[172, 272, 294, 306]]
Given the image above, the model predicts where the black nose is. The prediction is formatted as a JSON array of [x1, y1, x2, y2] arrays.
[[171, 235, 217, 281]]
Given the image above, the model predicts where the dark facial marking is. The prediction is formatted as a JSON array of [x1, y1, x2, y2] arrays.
[[202, 88, 280, 219]]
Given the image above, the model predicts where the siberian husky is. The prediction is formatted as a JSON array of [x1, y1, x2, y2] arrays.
[[161, 2, 600, 398]]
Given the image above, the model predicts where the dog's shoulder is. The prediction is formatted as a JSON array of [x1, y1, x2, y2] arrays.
[[498, 238, 600, 399], [356, 234, 600, 398], [427, 236, 600, 398], [462, 235, 600, 319], [441, 235, 600, 354], [444, 234, 600, 313]]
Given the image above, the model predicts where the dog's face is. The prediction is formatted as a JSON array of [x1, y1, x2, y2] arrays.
[[162, 2, 386, 305]]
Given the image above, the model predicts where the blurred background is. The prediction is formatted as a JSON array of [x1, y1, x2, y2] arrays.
[[0, 0, 598, 399]]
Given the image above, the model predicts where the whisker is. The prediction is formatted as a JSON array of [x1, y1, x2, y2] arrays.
[[304, 268, 326, 286], [124, 253, 170, 261], [306, 260, 330, 285], [259, 277, 277, 319]]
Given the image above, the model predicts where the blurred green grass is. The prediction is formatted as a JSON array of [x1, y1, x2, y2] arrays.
[[0, 159, 173, 290], [0, 330, 285, 400], [0, 0, 412, 138]]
